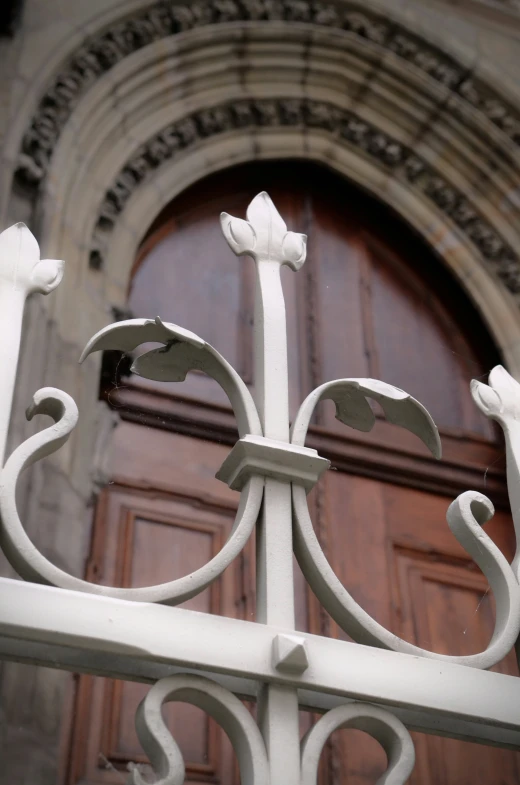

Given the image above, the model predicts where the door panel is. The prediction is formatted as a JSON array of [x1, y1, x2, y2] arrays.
[[67, 435, 246, 785], [67, 162, 519, 785]]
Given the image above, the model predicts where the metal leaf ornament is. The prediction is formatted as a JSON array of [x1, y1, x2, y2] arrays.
[[220, 191, 307, 268], [80, 316, 261, 438], [80, 316, 206, 383], [290, 371, 520, 668], [80, 316, 204, 359], [291, 377, 442, 459], [0, 305, 264, 601]]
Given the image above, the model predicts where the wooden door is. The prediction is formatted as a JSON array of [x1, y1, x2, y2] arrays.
[[64, 162, 519, 785]]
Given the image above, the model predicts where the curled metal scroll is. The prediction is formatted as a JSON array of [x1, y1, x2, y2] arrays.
[[291, 378, 520, 669], [79, 317, 262, 439], [128, 674, 269, 785], [301, 703, 415, 785], [0, 319, 264, 605], [472, 365, 520, 581]]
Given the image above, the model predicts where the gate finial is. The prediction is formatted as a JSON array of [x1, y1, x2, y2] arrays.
[[0, 223, 63, 464]]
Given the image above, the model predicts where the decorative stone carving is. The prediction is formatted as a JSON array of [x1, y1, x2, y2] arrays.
[[459, 76, 520, 143], [388, 32, 461, 86], [14, 0, 520, 190], [88, 97, 520, 297]]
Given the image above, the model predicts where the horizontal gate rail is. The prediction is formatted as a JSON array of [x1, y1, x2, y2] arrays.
[[1, 578, 520, 749]]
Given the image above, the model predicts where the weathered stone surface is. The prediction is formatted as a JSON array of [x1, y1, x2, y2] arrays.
[[89, 96, 520, 294], [11, 0, 520, 193]]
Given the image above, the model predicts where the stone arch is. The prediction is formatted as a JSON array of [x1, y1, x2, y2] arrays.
[[104, 123, 520, 370], [23, 16, 520, 362], [9, 0, 520, 193], [6, 0, 520, 553]]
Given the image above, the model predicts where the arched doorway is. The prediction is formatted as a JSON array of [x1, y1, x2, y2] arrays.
[[65, 162, 519, 785]]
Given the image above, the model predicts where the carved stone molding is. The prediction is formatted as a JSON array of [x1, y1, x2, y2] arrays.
[[89, 97, 520, 296], [14, 0, 520, 191]]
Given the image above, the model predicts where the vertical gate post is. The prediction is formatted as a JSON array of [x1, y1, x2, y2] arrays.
[[222, 192, 307, 784]]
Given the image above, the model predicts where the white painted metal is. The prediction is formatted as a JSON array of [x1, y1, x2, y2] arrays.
[[1, 196, 520, 783], [300, 704, 415, 785], [290, 378, 442, 458], [222, 192, 304, 785], [272, 634, 309, 674], [291, 377, 520, 669], [0, 223, 63, 464], [0, 385, 263, 604], [216, 434, 329, 492], [2, 580, 520, 747], [3, 578, 520, 738], [292, 480, 520, 669], [129, 674, 269, 785], [472, 365, 520, 581]]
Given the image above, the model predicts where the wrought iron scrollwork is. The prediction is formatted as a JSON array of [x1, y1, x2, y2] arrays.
[[0, 317, 264, 604], [2, 198, 520, 661], [4, 195, 520, 784], [300, 703, 415, 785], [291, 378, 520, 669], [128, 674, 269, 785], [130, 676, 414, 785], [80, 316, 262, 439]]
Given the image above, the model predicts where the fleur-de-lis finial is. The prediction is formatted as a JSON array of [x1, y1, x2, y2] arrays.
[[471, 365, 520, 425], [471, 365, 520, 580], [0, 223, 63, 295], [220, 191, 306, 268], [0, 223, 64, 465], [222, 190, 307, 782]]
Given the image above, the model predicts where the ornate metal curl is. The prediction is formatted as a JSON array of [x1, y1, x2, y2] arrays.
[[4, 194, 520, 783], [300, 703, 415, 785], [0, 317, 264, 605], [2, 197, 520, 662], [130, 676, 413, 785], [291, 379, 520, 669], [128, 674, 269, 785]]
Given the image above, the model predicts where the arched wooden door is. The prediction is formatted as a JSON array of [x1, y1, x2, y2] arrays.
[[64, 163, 520, 785]]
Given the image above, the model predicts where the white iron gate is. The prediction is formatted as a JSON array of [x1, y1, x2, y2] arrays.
[[0, 193, 520, 783]]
